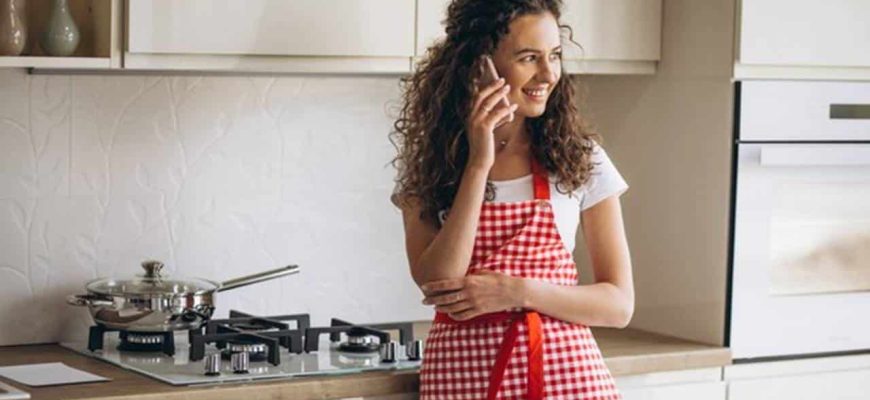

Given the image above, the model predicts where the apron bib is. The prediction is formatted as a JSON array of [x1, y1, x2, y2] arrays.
[[420, 159, 621, 399]]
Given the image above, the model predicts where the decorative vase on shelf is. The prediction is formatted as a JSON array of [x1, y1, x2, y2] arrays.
[[0, 0, 27, 56], [40, 0, 79, 57]]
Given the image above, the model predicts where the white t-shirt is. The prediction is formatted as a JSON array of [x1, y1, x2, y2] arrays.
[[395, 145, 628, 253], [481, 145, 628, 253]]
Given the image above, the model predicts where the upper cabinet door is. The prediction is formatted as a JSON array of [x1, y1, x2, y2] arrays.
[[415, 0, 662, 75], [126, 0, 415, 73], [561, 0, 661, 65], [129, 0, 414, 57], [737, 0, 870, 80]]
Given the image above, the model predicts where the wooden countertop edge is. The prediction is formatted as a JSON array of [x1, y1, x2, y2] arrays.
[[2, 370, 419, 400], [99, 371, 418, 400], [79, 348, 732, 400], [606, 347, 732, 376]]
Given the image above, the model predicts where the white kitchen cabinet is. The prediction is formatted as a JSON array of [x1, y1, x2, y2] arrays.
[[560, 0, 662, 74], [125, 0, 415, 73], [725, 354, 870, 400], [735, 0, 870, 80], [617, 368, 726, 400], [415, 0, 662, 75]]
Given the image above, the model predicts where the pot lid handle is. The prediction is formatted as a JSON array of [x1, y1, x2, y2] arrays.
[[141, 260, 165, 278]]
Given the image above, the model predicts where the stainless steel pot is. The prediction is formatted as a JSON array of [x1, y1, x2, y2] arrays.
[[67, 260, 300, 332]]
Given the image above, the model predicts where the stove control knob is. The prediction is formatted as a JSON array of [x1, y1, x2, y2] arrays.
[[204, 353, 221, 376], [406, 340, 424, 361], [379, 341, 399, 363], [231, 351, 250, 374]]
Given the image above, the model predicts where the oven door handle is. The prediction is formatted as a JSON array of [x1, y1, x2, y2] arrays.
[[759, 144, 870, 167]]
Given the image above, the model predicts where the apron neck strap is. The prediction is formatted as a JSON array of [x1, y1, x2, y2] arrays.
[[530, 157, 550, 200]]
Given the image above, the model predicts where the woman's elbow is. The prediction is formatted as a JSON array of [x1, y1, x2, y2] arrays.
[[613, 301, 634, 328], [609, 289, 634, 328]]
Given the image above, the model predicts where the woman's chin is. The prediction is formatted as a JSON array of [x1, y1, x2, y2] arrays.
[[519, 105, 547, 118]]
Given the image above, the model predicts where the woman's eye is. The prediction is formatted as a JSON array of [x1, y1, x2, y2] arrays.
[[521, 55, 536, 62]]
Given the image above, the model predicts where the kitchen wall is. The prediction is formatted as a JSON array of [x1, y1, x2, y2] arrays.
[[577, 0, 735, 345], [0, 69, 430, 345]]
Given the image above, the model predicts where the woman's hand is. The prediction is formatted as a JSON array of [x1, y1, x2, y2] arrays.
[[421, 270, 526, 321], [466, 78, 518, 171]]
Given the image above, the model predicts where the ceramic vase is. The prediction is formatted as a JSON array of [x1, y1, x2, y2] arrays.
[[0, 0, 27, 56], [40, 0, 79, 56]]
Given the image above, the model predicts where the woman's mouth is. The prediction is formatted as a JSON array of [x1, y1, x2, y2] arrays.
[[522, 87, 548, 102]]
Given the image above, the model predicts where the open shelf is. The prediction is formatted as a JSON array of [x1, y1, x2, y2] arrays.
[[0, 0, 120, 69]]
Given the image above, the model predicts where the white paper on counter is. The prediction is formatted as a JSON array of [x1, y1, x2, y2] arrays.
[[0, 380, 30, 400], [0, 362, 109, 387]]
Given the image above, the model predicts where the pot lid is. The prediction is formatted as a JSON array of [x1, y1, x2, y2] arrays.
[[85, 260, 220, 296]]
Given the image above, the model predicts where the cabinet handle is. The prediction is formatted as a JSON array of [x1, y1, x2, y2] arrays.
[[759, 144, 870, 167], [830, 104, 870, 120]]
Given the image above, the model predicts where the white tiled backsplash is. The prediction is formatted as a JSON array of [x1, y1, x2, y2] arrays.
[[0, 69, 430, 345]]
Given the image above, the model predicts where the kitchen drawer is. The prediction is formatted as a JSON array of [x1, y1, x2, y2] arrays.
[[738, 0, 870, 68], [725, 355, 870, 400], [740, 80, 870, 141]]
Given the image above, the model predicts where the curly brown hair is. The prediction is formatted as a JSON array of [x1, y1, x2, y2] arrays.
[[390, 0, 601, 224]]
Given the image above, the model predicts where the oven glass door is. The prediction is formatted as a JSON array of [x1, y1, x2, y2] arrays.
[[731, 143, 870, 359]]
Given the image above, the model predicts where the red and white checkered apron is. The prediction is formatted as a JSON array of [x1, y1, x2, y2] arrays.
[[420, 159, 621, 399]]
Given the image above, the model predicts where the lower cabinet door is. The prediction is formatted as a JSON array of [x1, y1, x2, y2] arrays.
[[728, 368, 870, 400], [622, 382, 726, 400]]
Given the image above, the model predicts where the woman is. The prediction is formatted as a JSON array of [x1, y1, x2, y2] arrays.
[[390, 0, 633, 398]]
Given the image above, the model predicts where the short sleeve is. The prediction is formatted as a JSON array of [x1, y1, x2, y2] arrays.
[[579, 145, 629, 211]]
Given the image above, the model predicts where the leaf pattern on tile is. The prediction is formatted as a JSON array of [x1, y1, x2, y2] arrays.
[[127, 199, 147, 235], [1, 74, 430, 346]]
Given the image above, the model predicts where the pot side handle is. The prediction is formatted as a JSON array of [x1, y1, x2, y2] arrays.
[[219, 264, 300, 292]]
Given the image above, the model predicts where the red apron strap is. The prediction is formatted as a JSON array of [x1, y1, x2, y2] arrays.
[[486, 316, 521, 400], [526, 311, 544, 400], [530, 158, 550, 200], [484, 311, 545, 400]]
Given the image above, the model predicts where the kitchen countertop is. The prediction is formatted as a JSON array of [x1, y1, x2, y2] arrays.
[[0, 323, 730, 400]]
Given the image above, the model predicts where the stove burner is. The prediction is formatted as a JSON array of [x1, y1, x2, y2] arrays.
[[87, 324, 178, 357], [118, 331, 174, 352], [304, 319, 414, 354], [221, 341, 269, 362], [337, 327, 381, 353], [188, 310, 311, 365]]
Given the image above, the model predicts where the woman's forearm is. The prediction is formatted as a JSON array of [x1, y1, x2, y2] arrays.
[[519, 278, 634, 328], [413, 165, 490, 285]]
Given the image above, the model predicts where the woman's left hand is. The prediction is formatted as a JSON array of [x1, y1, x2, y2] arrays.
[[420, 270, 526, 321]]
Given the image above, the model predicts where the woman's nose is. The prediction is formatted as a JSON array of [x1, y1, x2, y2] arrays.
[[536, 60, 558, 83]]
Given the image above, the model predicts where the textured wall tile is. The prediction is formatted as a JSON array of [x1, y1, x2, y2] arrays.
[[70, 75, 148, 200], [0, 196, 102, 344], [30, 76, 71, 196], [0, 72, 430, 346], [0, 70, 34, 198]]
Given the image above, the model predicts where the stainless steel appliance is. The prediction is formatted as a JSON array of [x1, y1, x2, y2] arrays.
[[61, 310, 423, 385], [729, 80, 870, 360]]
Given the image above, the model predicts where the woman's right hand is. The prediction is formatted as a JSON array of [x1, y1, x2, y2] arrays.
[[466, 78, 518, 171]]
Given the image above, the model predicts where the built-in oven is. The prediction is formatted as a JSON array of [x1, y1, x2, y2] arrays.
[[730, 80, 870, 361]]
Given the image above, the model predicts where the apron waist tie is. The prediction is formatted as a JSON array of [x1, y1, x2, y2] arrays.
[[435, 311, 544, 400]]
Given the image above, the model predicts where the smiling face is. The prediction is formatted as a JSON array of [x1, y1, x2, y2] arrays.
[[491, 12, 563, 119]]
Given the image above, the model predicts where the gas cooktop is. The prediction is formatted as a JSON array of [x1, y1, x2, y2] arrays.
[[61, 310, 423, 386]]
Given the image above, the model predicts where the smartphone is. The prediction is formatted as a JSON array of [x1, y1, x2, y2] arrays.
[[478, 55, 513, 127]]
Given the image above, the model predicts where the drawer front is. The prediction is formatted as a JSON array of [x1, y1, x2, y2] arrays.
[[728, 368, 870, 400], [128, 0, 415, 57], [740, 0, 870, 67], [622, 382, 726, 400], [740, 81, 870, 141]]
